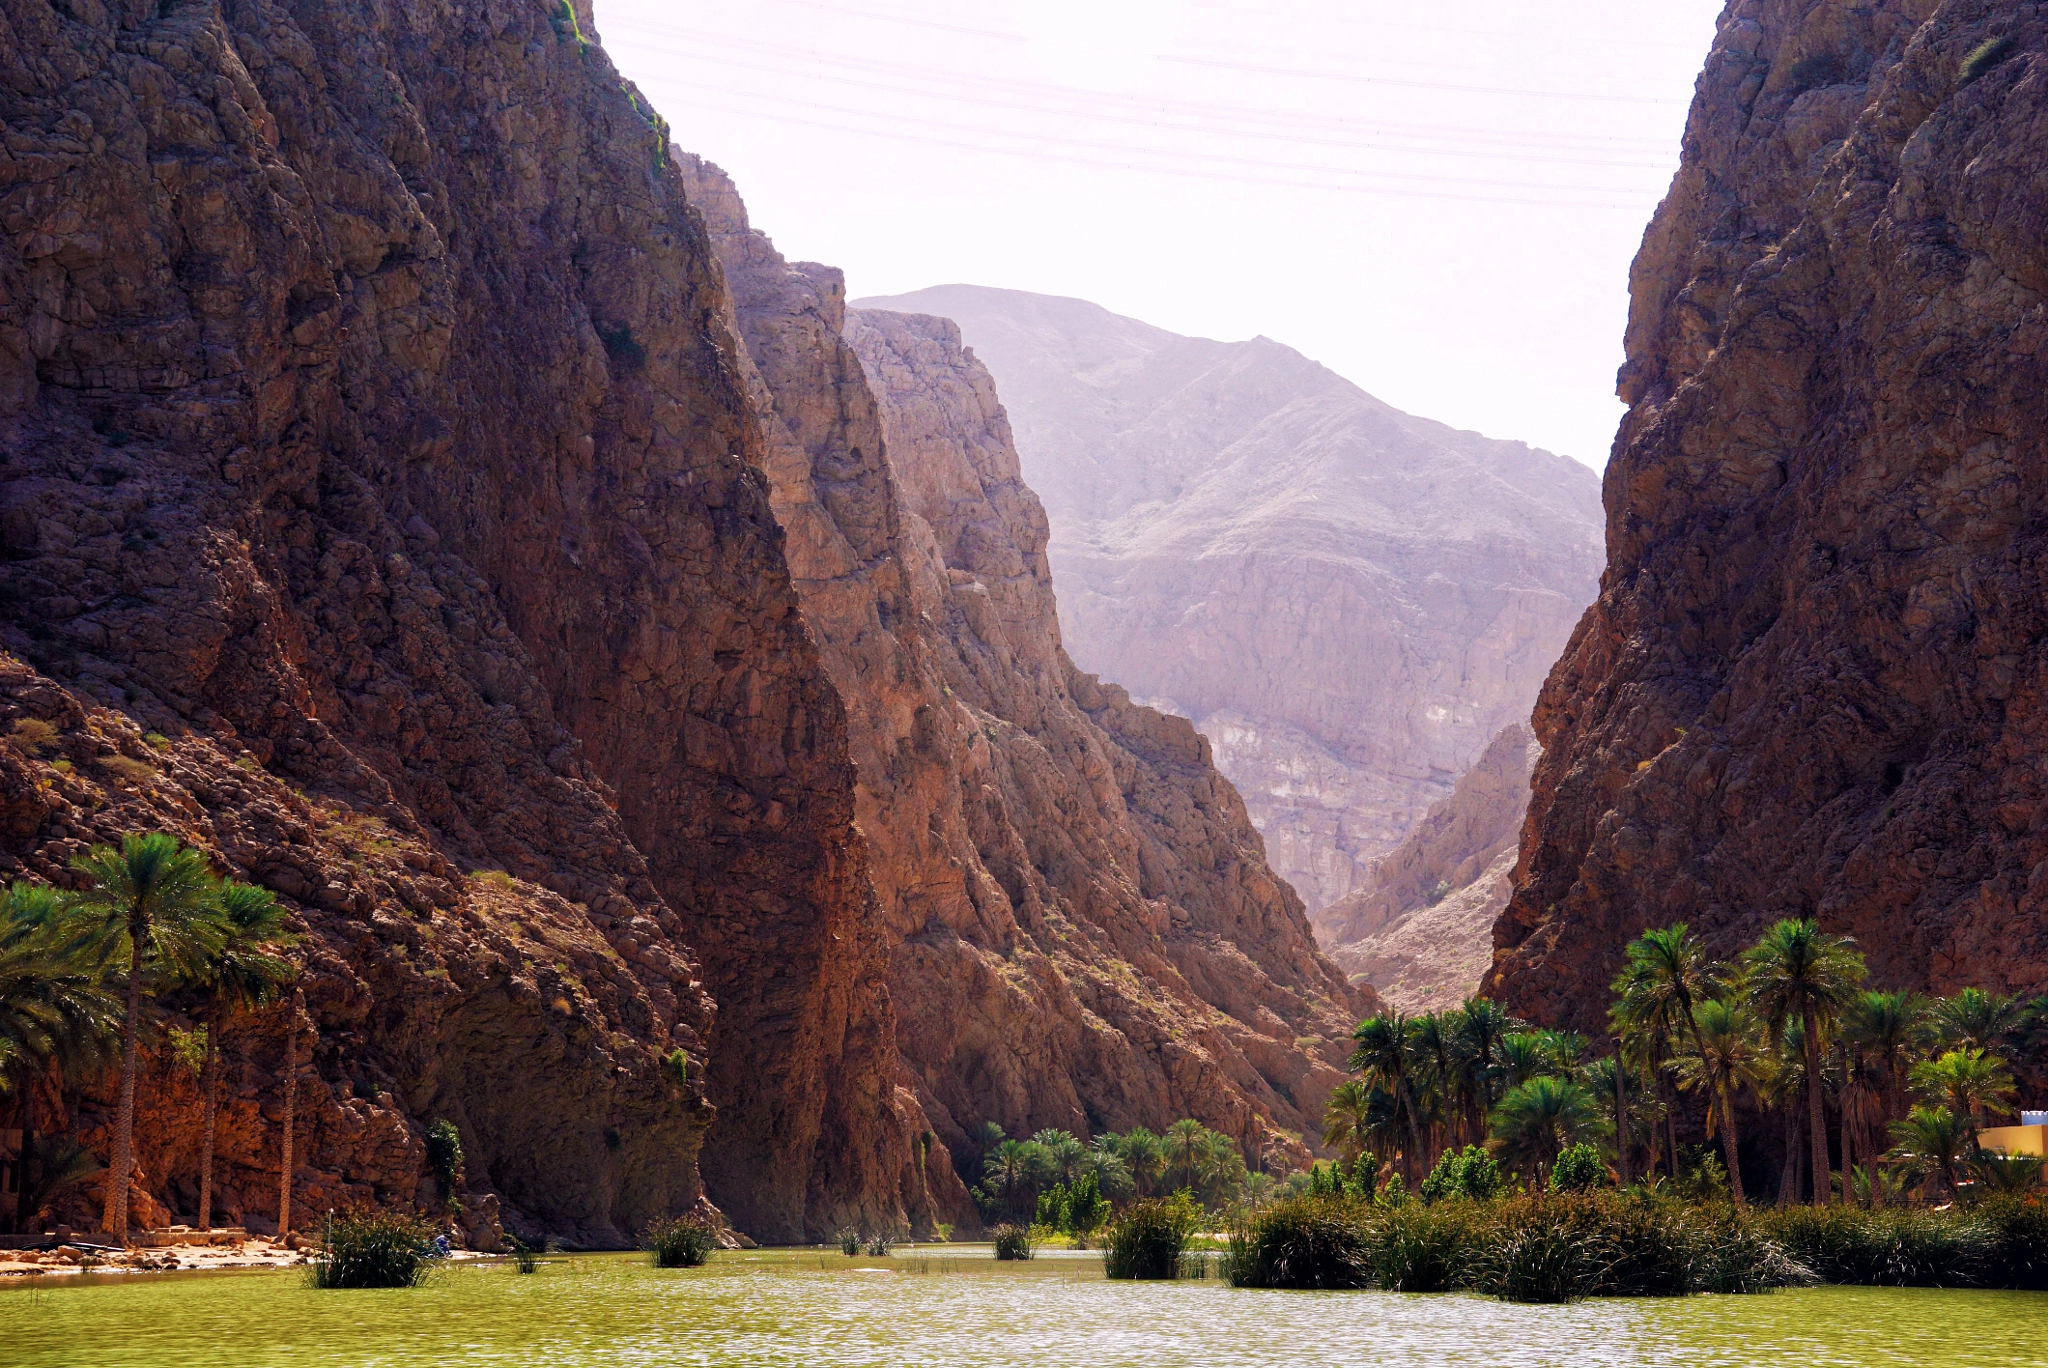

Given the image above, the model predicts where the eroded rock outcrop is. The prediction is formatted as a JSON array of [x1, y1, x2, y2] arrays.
[[1492, 2, 2048, 1026], [853, 285, 1604, 915], [677, 159, 1372, 1175], [1325, 723, 1536, 1011], [0, 0, 884, 1242]]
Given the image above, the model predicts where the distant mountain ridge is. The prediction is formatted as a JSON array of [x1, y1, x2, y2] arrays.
[[854, 285, 1603, 919]]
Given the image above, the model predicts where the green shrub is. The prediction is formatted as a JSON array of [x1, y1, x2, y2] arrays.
[[425, 1119, 463, 1207], [990, 1223, 1035, 1260], [1372, 1200, 1479, 1292], [1104, 1196, 1198, 1279], [1226, 1196, 1372, 1289], [1960, 36, 2015, 84], [645, 1215, 719, 1268], [837, 1228, 860, 1256], [507, 1236, 540, 1274], [1975, 1194, 2048, 1290], [1757, 1205, 1986, 1287], [1549, 1143, 1607, 1194], [310, 1210, 437, 1289], [1422, 1145, 1502, 1203]]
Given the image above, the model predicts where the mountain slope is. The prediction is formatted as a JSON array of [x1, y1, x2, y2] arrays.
[[1493, 1, 2048, 1026], [854, 285, 1603, 915], [674, 162, 1372, 1179]]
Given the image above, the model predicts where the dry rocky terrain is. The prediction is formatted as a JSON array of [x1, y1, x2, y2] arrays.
[[854, 286, 1603, 918], [1494, 1, 2048, 1024]]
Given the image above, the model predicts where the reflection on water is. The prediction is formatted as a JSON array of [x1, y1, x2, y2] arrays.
[[4, 1247, 2046, 1367]]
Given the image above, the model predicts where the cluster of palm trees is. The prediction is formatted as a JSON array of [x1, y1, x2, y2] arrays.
[[973, 1118, 1256, 1218], [1324, 917, 2045, 1207], [0, 832, 295, 1235]]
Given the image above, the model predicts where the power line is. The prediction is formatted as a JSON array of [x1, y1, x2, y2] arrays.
[[655, 92, 1650, 208], [1161, 54, 1686, 105]]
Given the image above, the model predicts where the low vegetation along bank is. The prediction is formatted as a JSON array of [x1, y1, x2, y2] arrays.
[[1226, 1190, 2048, 1300]]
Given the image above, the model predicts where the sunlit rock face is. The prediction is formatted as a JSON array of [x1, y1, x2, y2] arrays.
[[1493, 2, 2048, 1027], [854, 286, 1603, 918]]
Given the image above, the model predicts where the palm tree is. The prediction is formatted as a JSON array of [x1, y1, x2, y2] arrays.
[[1, 883, 120, 1233], [1672, 998, 1771, 1206], [1195, 1128, 1243, 1205], [1742, 919, 1866, 1204], [1081, 1136, 1134, 1200], [1930, 988, 2024, 1065], [1162, 1119, 1211, 1192], [1495, 1032, 1552, 1089], [1538, 1030, 1591, 1073], [1349, 1013, 1423, 1180], [67, 835, 234, 1236], [1489, 1076, 1608, 1187], [1455, 998, 1515, 1140], [1321, 1080, 1374, 1166], [1910, 1047, 2016, 1144], [1114, 1127, 1165, 1197], [1889, 1104, 1970, 1199], [1612, 924, 1726, 1180], [1032, 1129, 1087, 1186], [1243, 1170, 1277, 1211], [187, 882, 295, 1230], [1408, 1012, 1459, 1159]]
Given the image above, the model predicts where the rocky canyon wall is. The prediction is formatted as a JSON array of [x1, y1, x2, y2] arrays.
[[1492, 0, 2048, 1027], [677, 158, 1373, 1178], [1324, 723, 1536, 1011], [0, 0, 899, 1243], [853, 285, 1605, 918]]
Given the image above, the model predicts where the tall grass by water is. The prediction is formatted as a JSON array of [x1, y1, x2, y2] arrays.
[[1226, 1192, 2048, 1301], [644, 1216, 719, 1268], [308, 1210, 438, 1289], [1104, 1197, 1198, 1279]]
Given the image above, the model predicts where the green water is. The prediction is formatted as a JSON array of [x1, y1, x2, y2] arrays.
[[4, 1248, 2045, 1367]]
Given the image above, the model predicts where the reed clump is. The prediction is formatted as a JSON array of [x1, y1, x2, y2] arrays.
[[990, 1223, 1035, 1260], [1224, 1196, 1372, 1289], [1104, 1197, 1198, 1279], [309, 1210, 438, 1289], [645, 1215, 720, 1268]]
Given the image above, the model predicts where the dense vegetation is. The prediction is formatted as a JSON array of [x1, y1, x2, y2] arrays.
[[309, 1210, 440, 1289], [1327, 919, 2047, 1209]]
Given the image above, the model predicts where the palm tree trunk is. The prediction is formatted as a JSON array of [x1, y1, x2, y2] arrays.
[[278, 1004, 297, 1239], [1613, 1049, 1632, 1187], [1778, 1096, 1800, 1205], [1838, 1096, 1855, 1207], [104, 931, 144, 1238], [199, 1027, 220, 1231], [13, 1072, 34, 1234], [1716, 1077, 1746, 1207], [1663, 1074, 1680, 1181], [1803, 1010, 1830, 1204]]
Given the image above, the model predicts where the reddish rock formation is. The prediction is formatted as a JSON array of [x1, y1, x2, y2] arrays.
[[1325, 723, 1536, 1011], [678, 157, 1373, 1176], [1492, 2, 2048, 1027], [0, 0, 880, 1243]]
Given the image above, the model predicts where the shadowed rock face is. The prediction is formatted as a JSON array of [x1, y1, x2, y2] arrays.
[[1492, 1, 2048, 1027], [852, 285, 1603, 916], [675, 159, 1373, 1181], [1324, 723, 1537, 1012], [0, 0, 884, 1243]]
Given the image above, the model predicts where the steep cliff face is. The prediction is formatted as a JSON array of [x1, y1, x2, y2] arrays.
[[675, 161, 1372, 1173], [0, 0, 886, 1242], [854, 286, 1604, 915], [1325, 723, 1536, 1011], [1493, 1, 2048, 1027]]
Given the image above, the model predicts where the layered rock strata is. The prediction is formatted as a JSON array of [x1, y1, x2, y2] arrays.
[[1324, 723, 1536, 1011], [677, 158, 1373, 1174], [0, 0, 889, 1242], [854, 285, 1605, 914], [1493, 2, 2048, 1025]]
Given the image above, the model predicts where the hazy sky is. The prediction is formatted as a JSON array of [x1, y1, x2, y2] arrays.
[[599, 0, 1724, 470]]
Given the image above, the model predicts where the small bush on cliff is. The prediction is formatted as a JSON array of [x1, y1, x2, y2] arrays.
[[310, 1210, 437, 1289], [990, 1224, 1035, 1260], [425, 1119, 464, 1210], [1104, 1195, 1199, 1279], [646, 1215, 719, 1268], [1961, 36, 2016, 84]]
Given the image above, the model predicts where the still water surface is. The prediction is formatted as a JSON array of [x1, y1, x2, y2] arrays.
[[5, 1247, 2046, 1367]]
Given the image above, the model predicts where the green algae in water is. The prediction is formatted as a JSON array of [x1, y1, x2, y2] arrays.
[[5, 1249, 2047, 1367]]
